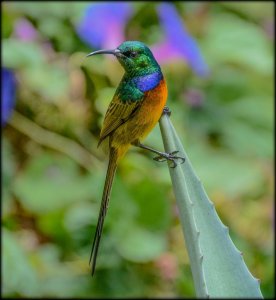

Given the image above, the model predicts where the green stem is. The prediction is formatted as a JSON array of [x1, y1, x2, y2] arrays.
[[159, 107, 263, 298], [8, 111, 102, 172]]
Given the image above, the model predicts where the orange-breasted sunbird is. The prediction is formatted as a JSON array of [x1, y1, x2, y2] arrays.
[[87, 41, 184, 275]]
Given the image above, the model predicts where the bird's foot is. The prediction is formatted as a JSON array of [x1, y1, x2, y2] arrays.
[[162, 106, 171, 116], [153, 150, 185, 168]]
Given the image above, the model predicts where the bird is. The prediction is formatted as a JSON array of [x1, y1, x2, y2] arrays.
[[87, 41, 184, 276]]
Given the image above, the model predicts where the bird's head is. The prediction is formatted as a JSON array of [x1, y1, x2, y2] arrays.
[[87, 41, 160, 75]]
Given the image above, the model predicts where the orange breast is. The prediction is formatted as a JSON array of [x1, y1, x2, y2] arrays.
[[111, 79, 168, 157], [111, 79, 168, 154], [135, 79, 168, 139]]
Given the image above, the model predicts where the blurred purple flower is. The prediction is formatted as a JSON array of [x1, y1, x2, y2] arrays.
[[152, 3, 209, 77], [2, 68, 16, 127], [77, 3, 133, 49], [184, 88, 204, 108], [262, 19, 274, 40], [14, 18, 38, 41]]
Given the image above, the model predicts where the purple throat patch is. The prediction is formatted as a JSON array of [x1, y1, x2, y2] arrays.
[[132, 72, 163, 92]]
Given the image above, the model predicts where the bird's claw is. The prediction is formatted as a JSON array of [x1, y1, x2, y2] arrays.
[[153, 151, 185, 168]]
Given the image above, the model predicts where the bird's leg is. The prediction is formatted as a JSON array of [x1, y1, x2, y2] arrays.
[[132, 140, 185, 168]]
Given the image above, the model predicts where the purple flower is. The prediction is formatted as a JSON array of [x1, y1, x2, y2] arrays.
[[262, 19, 274, 40], [14, 18, 38, 41], [152, 3, 209, 77], [184, 88, 204, 108], [77, 3, 133, 49], [2, 68, 16, 127]]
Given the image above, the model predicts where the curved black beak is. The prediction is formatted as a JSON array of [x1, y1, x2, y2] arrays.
[[86, 49, 121, 57]]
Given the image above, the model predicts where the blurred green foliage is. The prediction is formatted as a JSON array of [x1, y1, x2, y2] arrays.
[[2, 2, 274, 298]]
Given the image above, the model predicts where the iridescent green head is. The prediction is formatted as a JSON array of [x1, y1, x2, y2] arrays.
[[87, 41, 161, 76]]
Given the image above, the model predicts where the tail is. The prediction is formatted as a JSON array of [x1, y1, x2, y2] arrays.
[[90, 148, 118, 276]]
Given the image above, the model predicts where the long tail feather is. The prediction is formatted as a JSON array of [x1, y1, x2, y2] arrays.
[[90, 148, 118, 276]]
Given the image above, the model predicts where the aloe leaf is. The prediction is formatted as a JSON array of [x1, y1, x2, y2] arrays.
[[159, 108, 263, 298]]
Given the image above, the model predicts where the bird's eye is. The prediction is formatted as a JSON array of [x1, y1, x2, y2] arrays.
[[125, 51, 138, 58]]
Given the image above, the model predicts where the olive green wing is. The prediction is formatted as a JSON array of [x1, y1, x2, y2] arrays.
[[98, 95, 144, 146]]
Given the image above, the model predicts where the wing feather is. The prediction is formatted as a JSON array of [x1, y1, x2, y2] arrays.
[[98, 95, 144, 146]]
